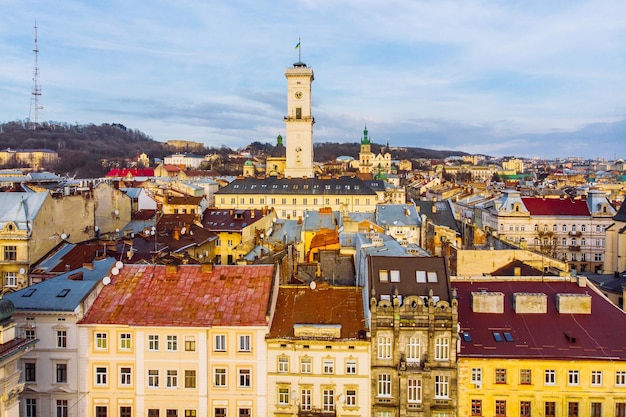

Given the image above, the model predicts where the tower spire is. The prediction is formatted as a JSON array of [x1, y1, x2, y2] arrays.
[[29, 22, 43, 128]]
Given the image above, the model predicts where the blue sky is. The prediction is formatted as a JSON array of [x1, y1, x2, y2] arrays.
[[1, 0, 625, 160]]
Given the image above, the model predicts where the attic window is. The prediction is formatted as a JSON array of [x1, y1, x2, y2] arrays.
[[427, 271, 438, 283], [22, 288, 36, 297], [57, 289, 71, 298], [416, 271, 427, 283], [379, 270, 389, 282], [493, 332, 504, 342], [233, 184, 239, 189], [390, 270, 400, 282]]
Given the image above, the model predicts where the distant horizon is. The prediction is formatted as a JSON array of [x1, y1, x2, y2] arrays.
[[1, 1, 624, 160]]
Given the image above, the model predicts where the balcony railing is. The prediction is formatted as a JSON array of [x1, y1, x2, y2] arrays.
[[568, 245, 581, 251], [298, 407, 336, 417]]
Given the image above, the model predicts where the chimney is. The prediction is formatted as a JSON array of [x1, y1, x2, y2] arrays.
[[172, 227, 180, 240], [514, 267, 521, 276], [201, 263, 214, 273], [432, 203, 437, 214], [165, 264, 178, 275]]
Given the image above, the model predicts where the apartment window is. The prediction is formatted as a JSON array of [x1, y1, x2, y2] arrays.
[[568, 402, 579, 417], [323, 389, 335, 411], [544, 369, 556, 385], [215, 410, 226, 417], [591, 370, 602, 386], [346, 359, 357, 374], [5, 272, 17, 287], [595, 253, 603, 261], [149, 335, 159, 351], [495, 368, 507, 384], [119, 367, 132, 386], [214, 368, 226, 387], [120, 407, 132, 417], [238, 409, 250, 417], [408, 378, 422, 403], [167, 335, 178, 351], [56, 400, 68, 417], [119, 333, 131, 350], [323, 359, 334, 374], [520, 369, 531, 384], [568, 370, 579, 385], [471, 400, 482, 416], [185, 336, 196, 351], [562, 224, 567, 232], [471, 368, 482, 384], [148, 370, 159, 388], [25, 362, 36, 382], [185, 370, 196, 388], [148, 410, 159, 417], [545, 401, 556, 417], [377, 336, 392, 359], [345, 389, 357, 406], [390, 269, 400, 282], [520, 401, 531, 417], [166, 370, 178, 388], [591, 402, 602, 417], [435, 375, 449, 398], [239, 334, 251, 352], [25, 399, 37, 417], [96, 406, 107, 417], [495, 400, 506, 417], [379, 270, 389, 282], [278, 356, 289, 373], [435, 337, 449, 360], [25, 329, 35, 339], [3, 245, 16, 261], [278, 387, 290, 405], [214, 334, 226, 352], [407, 336, 420, 362], [617, 371, 626, 386], [301, 388, 312, 410], [378, 374, 392, 397], [238, 368, 251, 388], [616, 403, 626, 417], [301, 357, 312, 373], [56, 363, 67, 383], [95, 366, 108, 386], [95, 332, 108, 350]]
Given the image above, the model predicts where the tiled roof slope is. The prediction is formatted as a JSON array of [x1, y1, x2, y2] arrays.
[[521, 197, 590, 216], [455, 278, 626, 360], [79, 264, 275, 327], [215, 176, 377, 196], [267, 285, 366, 339]]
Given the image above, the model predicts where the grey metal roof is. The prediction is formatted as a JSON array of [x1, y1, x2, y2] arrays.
[[216, 176, 378, 196], [0, 192, 48, 232], [5, 258, 116, 312], [376, 204, 421, 227], [302, 210, 341, 231]]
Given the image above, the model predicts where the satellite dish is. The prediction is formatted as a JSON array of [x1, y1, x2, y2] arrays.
[[111, 267, 120, 276], [95, 225, 99, 232], [115, 261, 123, 269], [19, 268, 25, 275], [114, 209, 120, 216], [181, 227, 186, 235], [61, 233, 68, 240], [310, 281, 317, 290], [102, 276, 111, 285]]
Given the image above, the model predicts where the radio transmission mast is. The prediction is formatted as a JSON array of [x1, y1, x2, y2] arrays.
[[29, 23, 43, 128]]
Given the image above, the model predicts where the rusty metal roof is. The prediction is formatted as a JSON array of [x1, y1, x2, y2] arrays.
[[79, 264, 275, 327], [267, 285, 367, 340]]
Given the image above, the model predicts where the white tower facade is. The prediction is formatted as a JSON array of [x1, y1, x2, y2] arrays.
[[284, 62, 314, 178]]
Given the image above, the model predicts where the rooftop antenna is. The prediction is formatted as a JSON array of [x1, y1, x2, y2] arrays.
[[29, 22, 43, 129]]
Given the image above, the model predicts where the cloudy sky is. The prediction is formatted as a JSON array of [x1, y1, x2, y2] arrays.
[[1, 0, 625, 160]]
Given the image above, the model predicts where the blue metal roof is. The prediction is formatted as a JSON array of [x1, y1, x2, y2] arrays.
[[5, 258, 116, 312]]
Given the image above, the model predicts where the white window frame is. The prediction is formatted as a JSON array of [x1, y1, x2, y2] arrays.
[[278, 356, 289, 373], [214, 368, 226, 387], [95, 366, 108, 386], [323, 389, 335, 411], [5, 272, 17, 287], [214, 334, 226, 352], [148, 335, 159, 351], [568, 370, 579, 386], [238, 368, 251, 388], [166, 370, 178, 388], [278, 388, 290, 405], [238, 334, 251, 352], [119, 333, 131, 350], [148, 370, 159, 388], [323, 359, 334, 374], [377, 374, 392, 397], [545, 369, 556, 385], [119, 367, 132, 386], [407, 336, 420, 362], [591, 370, 602, 386], [301, 357, 312, 373], [301, 388, 312, 410], [434, 374, 449, 399], [471, 368, 482, 383], [377, 336, 392, 359], [56, 330, 67, 349], [435, 337, 449, 360], [345, 389, 357, 406], [408, 378, 422, 403], [95, 332, 108, 350], [346, 359, 357, 375], [167, 335, 178, 351]]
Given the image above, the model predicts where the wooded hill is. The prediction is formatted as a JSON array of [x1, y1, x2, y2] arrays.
[[0, 121, 467, 178]]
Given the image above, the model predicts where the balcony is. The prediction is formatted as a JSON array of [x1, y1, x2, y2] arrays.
[[568, 245, 581, 251], [299, 407, 336, 417], [569, 231, 582, 236]]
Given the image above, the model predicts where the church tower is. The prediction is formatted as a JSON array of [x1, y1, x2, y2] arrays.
[[359, 124, 374, 174], [284, 61, 315, 178]]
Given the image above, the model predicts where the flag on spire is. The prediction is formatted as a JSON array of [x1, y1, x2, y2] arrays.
[[295, 41, 301, 50]]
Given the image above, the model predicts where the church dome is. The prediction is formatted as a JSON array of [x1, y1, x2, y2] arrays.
[[0, 299, 15, 323], [269, 134, 286, 158], [361, 125, 370, 145], [244, 160, 254, 166]]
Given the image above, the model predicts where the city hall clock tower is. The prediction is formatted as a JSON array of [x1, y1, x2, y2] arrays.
[[284, 61, 314, 178]]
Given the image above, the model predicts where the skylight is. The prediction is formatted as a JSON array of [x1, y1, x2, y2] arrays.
[[504, 332, 514, 342], [57, 289, 70, 298], [22, 288, 36, 297], [493, 332, 504, 342], [462, 332, 472, 342]]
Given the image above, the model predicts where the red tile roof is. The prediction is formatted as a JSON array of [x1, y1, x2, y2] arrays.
[[106, 168, 154, 177], [79, 264, 275, 327], [522, 197, 590, 216], [455, 278, 626, 360], [267, 285, 367, 339]]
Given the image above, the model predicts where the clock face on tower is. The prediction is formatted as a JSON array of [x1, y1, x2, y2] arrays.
[[295, 91, 303, 99]]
